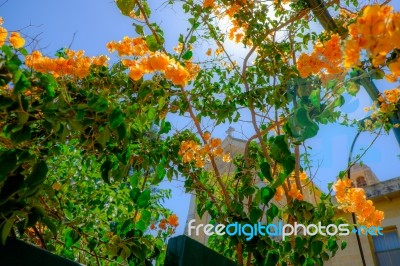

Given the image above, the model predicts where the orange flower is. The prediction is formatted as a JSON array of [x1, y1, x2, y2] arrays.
[[384, 88, 400, 104], [275, 186, 284, 201], [203, 132, 211, 141], [195, 158, 205, 168], [222, 153, 231, 163], [213, 146, 223, 156], [0, 27, 7, 46], [210, 138, 222, 148], [203, 0, 214, 8], [135, 212, 141, 222], [300, 171, 307, 180], [167, 214, 179, 227], [92, 55, 109, 67], [159, 219, 167, 230], [128, 63, 145, 81], [215, 48, 223, 56], [25, 49, 95, 78], [9, 32, 25, 49], [385, 74, 398, 83], [148, 52, 169, 71], [165, 62, 190, 87], [288, 183, 303, 201]]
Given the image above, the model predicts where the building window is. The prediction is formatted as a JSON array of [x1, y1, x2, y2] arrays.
[[372, 230, 400, 266], [356, 176, 367, 187]]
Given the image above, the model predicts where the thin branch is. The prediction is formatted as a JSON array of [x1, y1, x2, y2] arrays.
[[135, 0, 167, 54]]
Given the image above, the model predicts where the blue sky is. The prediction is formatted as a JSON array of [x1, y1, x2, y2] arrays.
[[2, 0, 399, 235]]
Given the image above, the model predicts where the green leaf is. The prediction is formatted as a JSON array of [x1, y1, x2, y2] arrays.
[[116, 0, 135, 16], [332, 95, 345, 108], [266, 250, 279, 266], [135, 25, 144, 36], [0, 95, 13, 109], [295, 236, 305, 250], [346, 81, 360, 96], [249, 207, 262, 223], [1, 217, 14, 245], [43, 217, 57, 238], [303, 258, 316, 266], [20, 47, 28, 56], [92, 98, 108, 112], [371, 68, 385, 80], [13, 70, 22, 84], [328, 238, 338, 252], [2, 45, 13, 58], [42, 74, 57, 98], [10, 125, 31, 144], [282, 155, 295, 175], [130, 188, 140, 203], [137, 189, 151, 208], [309, 88, 320, 110], [270, 135, 290, 163], [27, 206, 44, 227], [146, 35, 162, 52], [101, 159, 112, 184], [295, 107, 313, 127], [153, 164, 166, 184], [260, 187, 275, 205], [96, 126, 110, 148], [130, 171, 140, 187], [117, 122, 127, 140], [189, 35, 197, 44], [272, 172, 287, 189], [182, 50, 193, 60], [148, 106, 156, 121], [159, 120, 171, 134], [17, 112, 29, 125], [0, 152, 17, 181], [25, 160, 48, 187], [303, 122, 319, 140], [109, 108, 124, 130], [14, 73, 31, 93], [266, 203, 279, 222], [260, 162, 272, 182], [341, 240, 347, 250], [311, 240, 323, 255], [64, 229, 74, 248]]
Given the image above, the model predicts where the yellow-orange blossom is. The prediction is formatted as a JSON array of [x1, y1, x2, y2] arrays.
[[333, 179, 384, 227]]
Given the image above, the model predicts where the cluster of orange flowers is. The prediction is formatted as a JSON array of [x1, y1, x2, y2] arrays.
[[25, 50, 109, 79], [344, 5, 400, 73], [0, 17, 25, 49], [205, 47, 224, 57], [107, 36, 199, 86], [274, 172, 308, 201], [333, 178, 384, 227], [150, 214, 179, 230], [297, 34, 345, 79], [178, 133, 231, 168], [288, 183, 304, 200], [203, 0, 250, 44], [377, 88, 400, 113], [344, 4, 400, 85], [383, 88, 400, 104]]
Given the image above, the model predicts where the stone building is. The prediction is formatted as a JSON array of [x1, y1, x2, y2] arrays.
[[184, 133, 400, 265]]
